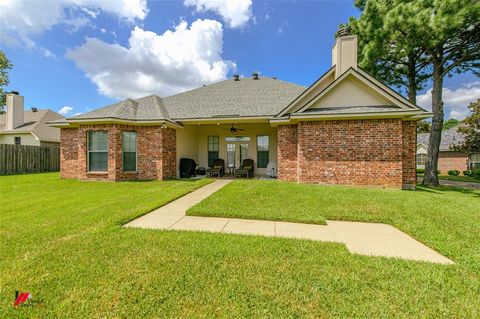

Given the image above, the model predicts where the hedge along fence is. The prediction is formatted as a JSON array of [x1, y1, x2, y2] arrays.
[[0, 144, 60, 175]]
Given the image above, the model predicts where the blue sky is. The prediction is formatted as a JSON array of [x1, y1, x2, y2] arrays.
[[1, 0, 478, 119]]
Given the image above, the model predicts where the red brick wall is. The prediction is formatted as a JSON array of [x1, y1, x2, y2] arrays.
[[60, 128, 79, 179], [277, 124, 298, 182], [402, 121, 417, 189], [277, 119, 417, 188], [438, 152, 468, 173], [60, 124, 176, 181]]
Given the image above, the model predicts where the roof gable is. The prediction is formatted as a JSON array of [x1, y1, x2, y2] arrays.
[[295, 68, 423, 115], [305, 74, 393, 110], [275, 67, 428, 121], [276, 66, 335, 117]]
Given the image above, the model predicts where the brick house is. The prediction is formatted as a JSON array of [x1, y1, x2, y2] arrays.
[[1, 92, 63, 146], [417, 128, 480, 173], [49, 34, 431, 189]]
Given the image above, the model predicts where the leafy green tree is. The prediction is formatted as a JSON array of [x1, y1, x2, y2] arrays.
[[417, 120, 431, 133], [443, 118, 460, 130], [346, 1, 430, 104], [455, 99, 480, 153], [414, 1, 480, 186], [347, 0, 480, 186], [0, 50, 12, 114]]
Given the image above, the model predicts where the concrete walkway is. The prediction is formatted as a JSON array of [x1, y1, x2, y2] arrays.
[[125, 180, 453, 265]]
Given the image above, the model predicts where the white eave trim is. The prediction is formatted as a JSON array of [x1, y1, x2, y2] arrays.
[[176, 116, 271, 124], [47, 118, 183, 129], [269, 110, 432, 125]]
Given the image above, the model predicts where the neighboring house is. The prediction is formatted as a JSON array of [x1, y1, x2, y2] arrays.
[[49, 33, 431, 189], [0, 92, 63, 146], [417, 128, 480, 172]]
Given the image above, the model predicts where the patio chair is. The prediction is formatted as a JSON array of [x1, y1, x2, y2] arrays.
[[266, 161, 277, 178], [235, 159, 254, 178], [207, 159, 225, 177], [179, 158, 197, 178]]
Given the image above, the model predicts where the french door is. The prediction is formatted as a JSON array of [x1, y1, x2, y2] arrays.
[[226, 143, 248, 169]]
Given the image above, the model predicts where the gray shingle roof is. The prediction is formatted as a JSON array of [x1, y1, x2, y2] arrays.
[[71, 95, 170, 121], [163, 77, 306, 119], [300, 105, 404, 115], [64, 77, 306, 123], [0, 109, 63, 142], [417, 128, 465, 151]]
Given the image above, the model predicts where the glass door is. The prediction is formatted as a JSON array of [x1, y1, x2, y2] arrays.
[[239, 144, 248, 166], [226, 143, 236, 170], [226, 142, 249, 173]]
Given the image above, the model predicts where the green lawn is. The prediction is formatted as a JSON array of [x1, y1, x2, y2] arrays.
[[418, 173, 480, 183], [438, 174, 480, 183], [2, 174, 480, 317]]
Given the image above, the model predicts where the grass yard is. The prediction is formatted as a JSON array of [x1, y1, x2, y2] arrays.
[[438, 174, 480, 183], [418, 173, 480, 183], [1, 174, 480, 318]]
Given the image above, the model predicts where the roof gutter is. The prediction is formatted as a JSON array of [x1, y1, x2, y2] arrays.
[[176, 116, 271, 124], [269, 111, 432, 125], [47, 118, 183, 129]]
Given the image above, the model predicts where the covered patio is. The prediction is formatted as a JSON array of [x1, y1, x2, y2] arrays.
[[176, 121, 278, 178]]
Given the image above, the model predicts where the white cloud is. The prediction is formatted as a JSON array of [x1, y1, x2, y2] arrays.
[[417, 81, 480, 120], [0, 0, 148, 48], [67, 19, 236, 99], [58, 106, 74, 115], [184, 0, 252, 28]]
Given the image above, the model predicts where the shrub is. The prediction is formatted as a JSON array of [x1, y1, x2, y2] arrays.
[[448, 170, 460, 176], [472, 169, 480, 178], [463, 170, 473, 176]]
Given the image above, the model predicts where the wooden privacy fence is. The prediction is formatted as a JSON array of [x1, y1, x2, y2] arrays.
[[0, 144, 60, 175]]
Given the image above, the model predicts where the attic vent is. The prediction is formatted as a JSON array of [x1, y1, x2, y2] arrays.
[[233, 74, 240, 81], [31, 107, 38, 112], [252, 72, 259, 80]]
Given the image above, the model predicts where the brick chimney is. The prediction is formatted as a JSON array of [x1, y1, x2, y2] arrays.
[[6, 91, 24, 130], [332, 32, 358, 79]]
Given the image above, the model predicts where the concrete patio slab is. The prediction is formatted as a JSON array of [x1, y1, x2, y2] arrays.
[[223, 218, 275, 236], [327, 221, 454, 264], [275, 221, 339, 242], [170, 216, 230, 232], [124, 179, 454, 264]]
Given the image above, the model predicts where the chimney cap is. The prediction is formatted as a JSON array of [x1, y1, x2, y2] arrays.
[[252, 72, 259, 80], [233, 74, 240, 81], [31, 107, 38, 112], [336, 25, 350, 37], [9, 91, 20, 95]]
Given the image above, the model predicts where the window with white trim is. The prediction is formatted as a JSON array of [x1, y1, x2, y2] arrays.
[[88, 131, 108, 172], [469, 153, 480, 170], [416, 153, 427, 166], [122, 131, 137, 172]]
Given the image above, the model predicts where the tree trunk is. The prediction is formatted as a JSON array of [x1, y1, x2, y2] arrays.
[[422, 59, 444, 187]]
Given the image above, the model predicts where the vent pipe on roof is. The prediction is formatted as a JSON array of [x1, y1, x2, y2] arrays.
[[252, 72, 259, 80], [233, 74, 240, 81]]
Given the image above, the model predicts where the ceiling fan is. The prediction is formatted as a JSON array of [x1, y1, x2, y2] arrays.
[[223, 124, 245, 134]]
